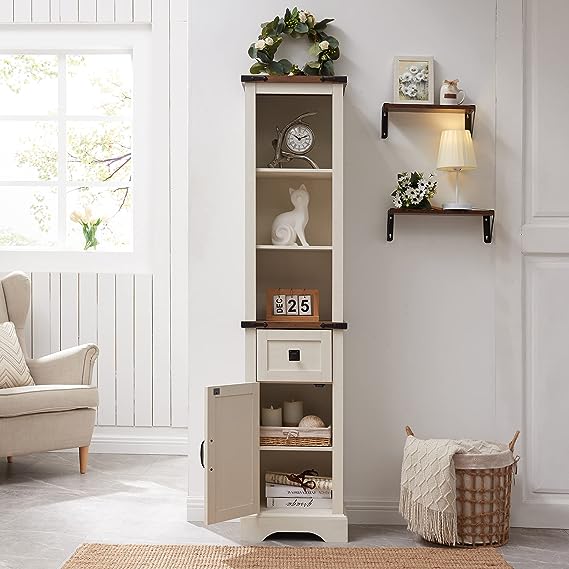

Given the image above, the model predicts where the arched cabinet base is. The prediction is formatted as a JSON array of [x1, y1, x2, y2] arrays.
[[240, 513, 349, 543]]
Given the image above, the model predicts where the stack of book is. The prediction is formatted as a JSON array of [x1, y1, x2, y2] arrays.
[[265, 471, 332, 510]]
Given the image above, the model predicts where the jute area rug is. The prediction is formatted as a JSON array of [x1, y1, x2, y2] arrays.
[[62, 544, 512, 568]]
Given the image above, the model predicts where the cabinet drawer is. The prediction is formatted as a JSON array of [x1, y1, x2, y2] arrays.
[[257, 330, 332, 382]]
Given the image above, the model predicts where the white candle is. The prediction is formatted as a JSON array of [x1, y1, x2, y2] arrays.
[[261, 405, 282, 427], [283, 400, 304, 427]]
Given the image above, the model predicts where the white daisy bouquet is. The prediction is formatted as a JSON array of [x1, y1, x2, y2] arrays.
[[399, 63, 429, 101], [391, 171, 437, 209], [69, 207, 105, 251]]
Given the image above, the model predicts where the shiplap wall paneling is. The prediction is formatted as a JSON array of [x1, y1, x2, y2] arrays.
[[78, 0, 97, 22], [32, 0, 51, 22], [96, 0, 115, 22], [24, 275, 33, 357], [151, 0, 172, 428], [169, 0, 188, 427], [114, 0, 133, 23], [59, 0, 79, 22], [116, 274, 134, 426], [49, 273, 61, 354], [78, 273, 98, 422], [50, 0, 61, 22], [31, 273, 52, 358], [134, 274, 153, 426], [13, 0, 32, 22], [60, 272, 79, 350], [134, 0, 151, 23], [0, 0, 13, 22], [97, 274, 116, 426]]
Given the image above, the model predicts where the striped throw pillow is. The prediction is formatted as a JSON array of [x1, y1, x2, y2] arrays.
[[0, 322, 34, 389]]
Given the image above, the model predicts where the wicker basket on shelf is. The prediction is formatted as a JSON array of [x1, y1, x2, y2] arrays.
[[405, 426, 520, 547], [260, 425, 332, 447]]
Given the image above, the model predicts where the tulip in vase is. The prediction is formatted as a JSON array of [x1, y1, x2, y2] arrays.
[[69, 207, 105, 251]]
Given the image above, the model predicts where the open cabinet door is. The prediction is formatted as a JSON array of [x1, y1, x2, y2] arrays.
[[205, 382, 260, 524]]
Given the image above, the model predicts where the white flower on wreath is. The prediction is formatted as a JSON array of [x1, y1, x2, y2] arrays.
[[255, 39, 266, 50], [299, 10, 307, 23], [265, 36, 274, 46], [319, 40, 330, 51]]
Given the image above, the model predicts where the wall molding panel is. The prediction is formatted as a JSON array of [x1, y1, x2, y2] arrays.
[[524, 259, 569, 497], [0, 0, 153, 24]]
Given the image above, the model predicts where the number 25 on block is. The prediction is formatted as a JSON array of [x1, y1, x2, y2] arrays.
[[266, 288, 320, 322]]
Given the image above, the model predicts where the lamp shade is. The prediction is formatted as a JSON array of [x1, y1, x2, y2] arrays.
[[436, 129, 477, 171]]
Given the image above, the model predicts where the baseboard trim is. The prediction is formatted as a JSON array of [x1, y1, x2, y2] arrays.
[[89, 426, 189, 455], [186, 496, 403, 525], [345, 498, 403, 525], [187, 496, 206, 522]]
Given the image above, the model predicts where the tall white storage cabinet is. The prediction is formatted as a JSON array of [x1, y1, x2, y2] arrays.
[[203, 76, 348, 543]]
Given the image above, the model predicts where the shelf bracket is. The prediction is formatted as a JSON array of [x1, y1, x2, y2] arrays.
[[386, 211, 395, 241], [465, 109, 474, 135], [381, 107, 389, 139], [483, 213, 494, 244]]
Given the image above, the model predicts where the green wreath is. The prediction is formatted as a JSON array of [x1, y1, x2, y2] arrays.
[[248, 7, 340, 77]]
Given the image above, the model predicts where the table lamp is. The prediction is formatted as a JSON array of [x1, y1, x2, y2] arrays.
[[436, 129, 477, 210]]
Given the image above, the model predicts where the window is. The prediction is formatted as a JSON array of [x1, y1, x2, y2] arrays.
[[0, 53, 133, 251]]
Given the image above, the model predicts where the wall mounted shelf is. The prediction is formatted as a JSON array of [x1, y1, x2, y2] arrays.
[[381, 103, 476, 139], [386, 207, 495, 243]]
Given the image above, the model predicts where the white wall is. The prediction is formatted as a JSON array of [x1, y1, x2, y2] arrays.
[[188, 0, 499, 522]]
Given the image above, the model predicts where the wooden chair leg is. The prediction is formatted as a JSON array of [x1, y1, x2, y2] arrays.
[[79, 446, 89, 474], [7, 456, 13, 464]]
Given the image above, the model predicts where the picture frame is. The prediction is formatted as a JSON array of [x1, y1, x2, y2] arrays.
[[266, 288, 320, 322], [393, 56, 434, 105]]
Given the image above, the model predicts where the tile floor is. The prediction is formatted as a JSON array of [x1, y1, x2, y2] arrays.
[[0, 453, 567, 569]]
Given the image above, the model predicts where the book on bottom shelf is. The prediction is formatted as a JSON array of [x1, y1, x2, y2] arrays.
[[266, 497, 332, 509], [265, 483, 332, 498]]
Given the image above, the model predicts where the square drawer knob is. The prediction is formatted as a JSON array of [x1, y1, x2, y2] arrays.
[[288, 349, 301, 362]]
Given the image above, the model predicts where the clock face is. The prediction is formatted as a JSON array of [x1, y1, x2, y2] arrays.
[[284, 124, 315, 155]]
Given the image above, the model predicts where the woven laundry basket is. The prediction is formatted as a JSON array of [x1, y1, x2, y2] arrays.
[[405, 427, 519, 547]]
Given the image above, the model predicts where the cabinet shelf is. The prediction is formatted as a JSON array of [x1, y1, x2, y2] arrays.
[[386, 207, 495, 243], [242, 320, 348, 330], [381, 103, 476, 139], [256, 245, 332, 251], [256, 168, 333, 180], [260, 445, 334, 452]]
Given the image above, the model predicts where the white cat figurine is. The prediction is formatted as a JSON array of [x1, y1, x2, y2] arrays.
[[271, 184, 310, 247]]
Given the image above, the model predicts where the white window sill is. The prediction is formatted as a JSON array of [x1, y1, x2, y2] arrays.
[[0, 249, 151, 274]]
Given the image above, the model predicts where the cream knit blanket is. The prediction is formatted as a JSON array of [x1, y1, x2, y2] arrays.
[[399, 435, 510, 545]]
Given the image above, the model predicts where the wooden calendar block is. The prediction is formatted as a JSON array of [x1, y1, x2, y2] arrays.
[[266, 288, 319, 322]]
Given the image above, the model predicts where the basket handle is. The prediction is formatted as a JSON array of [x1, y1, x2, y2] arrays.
[[405, 426, 414, 437], [509, 430, 520, 452]]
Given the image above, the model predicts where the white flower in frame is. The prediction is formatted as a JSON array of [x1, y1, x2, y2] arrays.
[[400, 72, 413, 83], [409, 65, 419, 74]]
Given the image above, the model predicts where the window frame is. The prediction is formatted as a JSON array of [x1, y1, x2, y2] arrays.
[[0, 28, 154, 273]]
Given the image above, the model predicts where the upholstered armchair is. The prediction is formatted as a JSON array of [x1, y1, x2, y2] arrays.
[[0, 272, 99, 473]]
